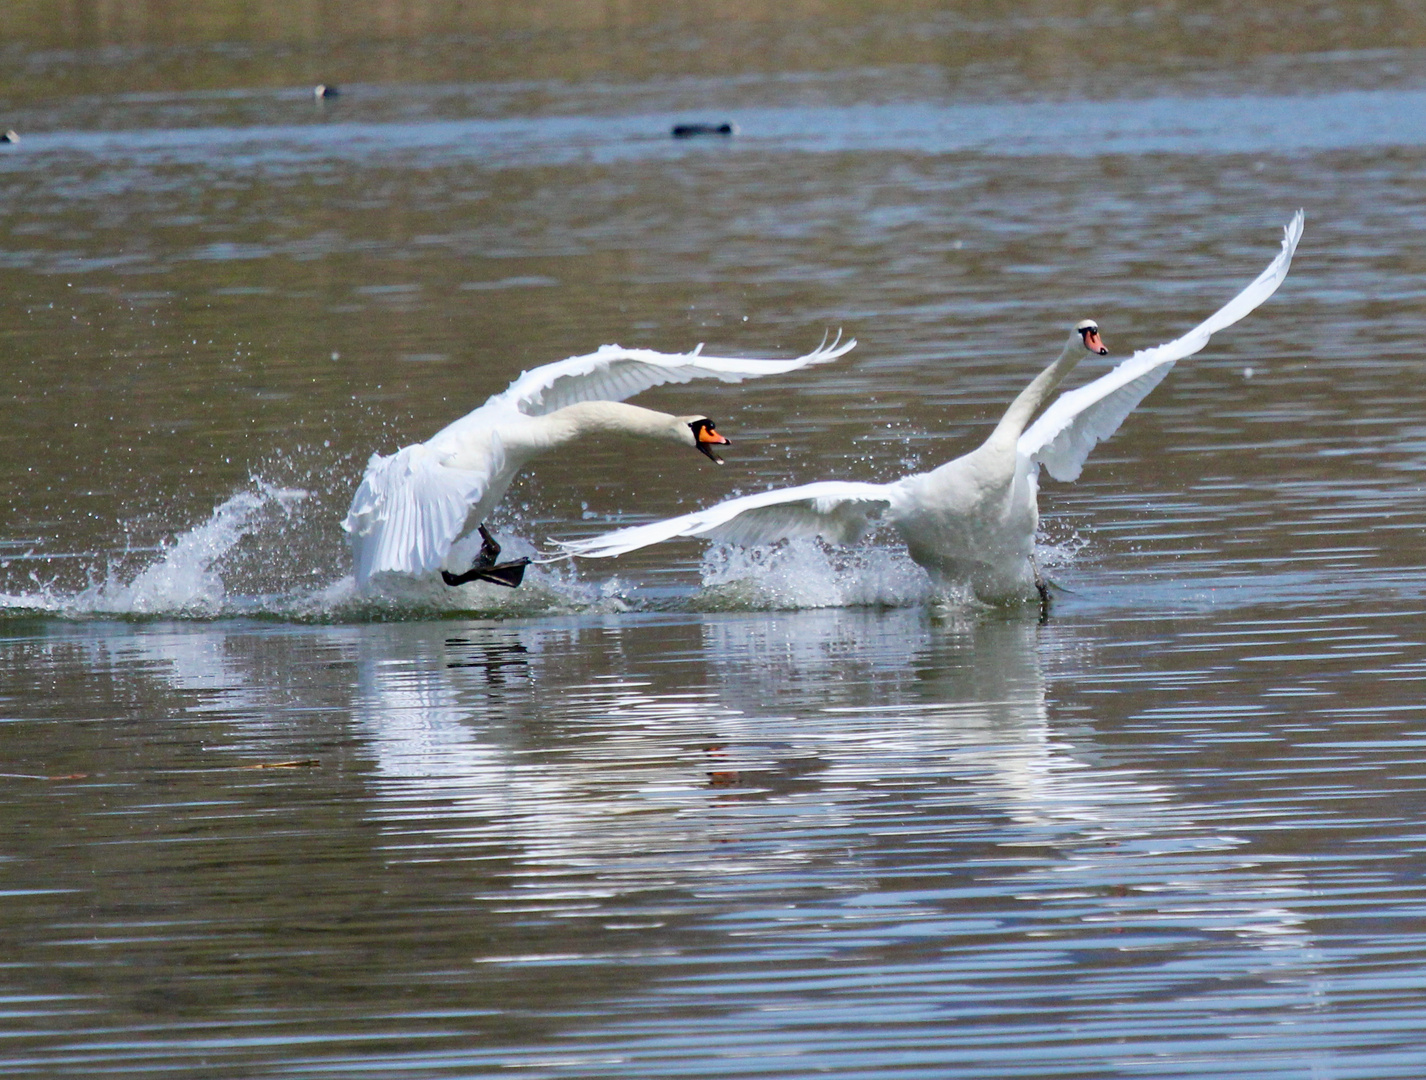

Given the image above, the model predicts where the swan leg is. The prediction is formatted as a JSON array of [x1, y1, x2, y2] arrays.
[[441, 524, 531, 589], [476, 523, 502, 564], [1030, 554, 1050, 619]]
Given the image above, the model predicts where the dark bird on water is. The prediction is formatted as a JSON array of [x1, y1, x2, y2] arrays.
[[672, 122, 736, 138]]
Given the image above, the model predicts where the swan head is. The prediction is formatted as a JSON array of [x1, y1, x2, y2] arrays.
[[682, 416, 730, 465], [1075, 319, 1108, 356]]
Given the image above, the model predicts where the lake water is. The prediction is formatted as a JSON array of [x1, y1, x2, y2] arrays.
[[4, 3, 1426, 1076]]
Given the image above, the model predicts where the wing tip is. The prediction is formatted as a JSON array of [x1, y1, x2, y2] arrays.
[[1283, 208, 1305, 251], [813, 328, 858, 362]]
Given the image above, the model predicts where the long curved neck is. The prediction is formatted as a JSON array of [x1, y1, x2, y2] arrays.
[[986, 332, 1084, 446], [539, 400, 682, 447]]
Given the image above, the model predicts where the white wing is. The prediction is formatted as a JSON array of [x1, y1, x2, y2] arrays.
[[488, 333, 856, 419], [558, 480, 898, 559], [1020, 210, 1304, 482], [342, 442, 499, 584]]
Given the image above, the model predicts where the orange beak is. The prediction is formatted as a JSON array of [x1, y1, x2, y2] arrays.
[[695, 423, 729, 464], [1084, 329, 1107, 355]]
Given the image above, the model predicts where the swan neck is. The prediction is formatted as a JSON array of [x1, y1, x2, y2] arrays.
[[989, 333, 1084, 444], [545, 401, 683, 444]]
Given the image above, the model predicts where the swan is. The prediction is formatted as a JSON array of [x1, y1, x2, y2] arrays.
[[343, 335, 857, 589], [556, 213, 1304, 604]]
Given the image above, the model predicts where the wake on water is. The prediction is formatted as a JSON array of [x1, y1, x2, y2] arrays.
[[0, 483, 1086, 621]]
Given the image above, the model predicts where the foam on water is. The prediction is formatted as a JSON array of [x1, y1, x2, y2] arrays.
[[696, 539, 934, 610], [690, 532, 1092, 612], [317, 552, 632, 623]]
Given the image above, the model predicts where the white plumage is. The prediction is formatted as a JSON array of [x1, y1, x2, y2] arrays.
[[343, 335, 856, 586], [558, 213, 1304, 602]]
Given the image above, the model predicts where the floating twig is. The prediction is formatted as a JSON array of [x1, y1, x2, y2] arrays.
[[0, 771, 89, 781]]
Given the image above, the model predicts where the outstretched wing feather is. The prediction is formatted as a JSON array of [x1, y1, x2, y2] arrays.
[[558, 480, 896, 559], [499, 334, 857, 418], [1021, 210, 1304, 482]]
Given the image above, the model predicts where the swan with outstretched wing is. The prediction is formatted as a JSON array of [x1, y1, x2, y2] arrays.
[[343, 334, 856, 588], [557, 213, 1304, 604]]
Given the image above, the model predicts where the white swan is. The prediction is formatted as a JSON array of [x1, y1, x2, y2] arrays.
[[557, 213, 1304, 604], [343, 335, 857, 588]]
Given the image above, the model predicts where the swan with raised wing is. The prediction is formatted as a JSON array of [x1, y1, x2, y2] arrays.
[[343, 335, 856, 589], [556, 213, 1304, 604]]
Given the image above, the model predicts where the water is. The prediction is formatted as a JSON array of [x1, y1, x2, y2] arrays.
[[4, 2, 1426, 1075]]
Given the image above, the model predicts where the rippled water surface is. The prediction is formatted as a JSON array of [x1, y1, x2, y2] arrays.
[[4, 2, 1426, 1075]]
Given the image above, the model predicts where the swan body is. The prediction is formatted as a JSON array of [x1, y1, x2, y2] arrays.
[[343, 336, 856, 586], [558, 213, 1304, 602]]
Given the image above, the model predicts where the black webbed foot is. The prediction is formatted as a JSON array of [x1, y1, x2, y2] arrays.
[[441, 559, 530, 589], [441, 524, 531, 589]]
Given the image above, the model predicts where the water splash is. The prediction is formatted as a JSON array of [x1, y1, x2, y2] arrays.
[[314, 547, 631, 622], [679, 533, 1092, 612], [0, 482, 634, 622], [695, 539, 935, 611], [0, 484, 306, 618], [0, 478, 1088, 621]]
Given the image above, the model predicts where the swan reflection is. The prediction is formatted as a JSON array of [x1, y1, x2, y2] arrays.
[[341, 611, 1318, 967], [77, 614, 1323, 1007]]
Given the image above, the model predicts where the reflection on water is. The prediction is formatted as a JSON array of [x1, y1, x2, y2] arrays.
[[10, 606, 1426, 1075], [5, 2, 1426, 1075]]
